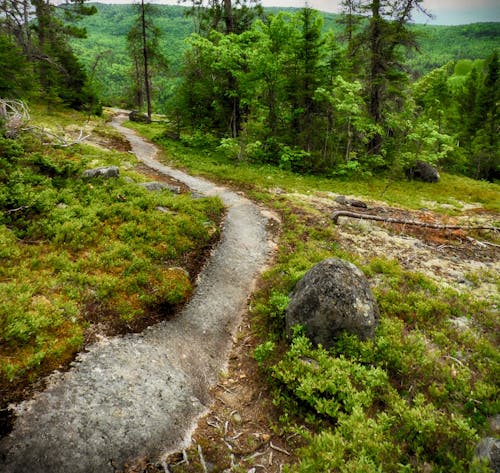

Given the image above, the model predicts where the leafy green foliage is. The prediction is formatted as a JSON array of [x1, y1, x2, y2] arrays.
[[69, 5, 498, 179]]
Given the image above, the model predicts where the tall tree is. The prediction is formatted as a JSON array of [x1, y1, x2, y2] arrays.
[[127, 0, 168, 120], [0, 0, 98, 109], [182, 0, 263, 36], [287, 7, 325, 151], [344, 0, 429, 156]]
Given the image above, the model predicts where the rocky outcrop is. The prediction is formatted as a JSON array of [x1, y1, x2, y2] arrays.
[[405, 160, 440, 183], [81, 166, 119, 179], [285, 258, 379, 348]]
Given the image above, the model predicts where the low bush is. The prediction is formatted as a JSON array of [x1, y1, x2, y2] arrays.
[[0, 118, 224, 402]]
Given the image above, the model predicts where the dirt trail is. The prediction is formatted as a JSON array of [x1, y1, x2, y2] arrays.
[[0, 114, 276, 473]]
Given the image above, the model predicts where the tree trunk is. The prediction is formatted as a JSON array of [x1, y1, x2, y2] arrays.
[[141, 0, 152, 121], [223, 0, 233, 34], [368, 0, 383, 154]]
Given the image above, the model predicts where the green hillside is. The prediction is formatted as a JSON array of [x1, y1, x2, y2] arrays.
[[72, 4, 499, 106]]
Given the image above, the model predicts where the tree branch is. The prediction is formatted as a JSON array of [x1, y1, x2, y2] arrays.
[[331, 210, 499, 232]]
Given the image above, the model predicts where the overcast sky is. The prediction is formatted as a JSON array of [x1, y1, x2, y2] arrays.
[[88, 0, 500, 25]]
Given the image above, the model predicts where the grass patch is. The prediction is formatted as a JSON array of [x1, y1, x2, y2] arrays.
[[0, 110, 224, 406], [127, 121, 500, 213]]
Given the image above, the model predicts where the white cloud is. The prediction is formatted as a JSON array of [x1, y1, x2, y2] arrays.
[[80, 0, 500, 24]]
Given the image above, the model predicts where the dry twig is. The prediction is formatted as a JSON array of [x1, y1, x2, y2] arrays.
[[269, 441, 290, 456], [197, 444, 208, 473], [0, 99, 30, 137]]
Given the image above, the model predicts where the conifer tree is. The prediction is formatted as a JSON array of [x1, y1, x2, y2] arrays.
[[343, 0, 429, 156], [127, 0, 168, 120]]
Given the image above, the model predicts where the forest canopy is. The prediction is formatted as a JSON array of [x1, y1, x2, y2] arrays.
[[1, 1, 498, 180], [70, 2, 499, 180]]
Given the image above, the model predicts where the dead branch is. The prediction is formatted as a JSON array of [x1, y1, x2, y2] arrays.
[[23, 125, 90, 147], [466, 236, 500, 249], [197, 444, 208, 473], [0, 99, 30, 138], [4, 205, 30, 214], [269, 441, 290, 456], [331, 210, 499, 232]]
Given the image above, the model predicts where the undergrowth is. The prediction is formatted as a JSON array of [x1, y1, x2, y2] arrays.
[[0, 115, 224, 404], [127, 121, 500, 213], [130, 125, 499, 472]]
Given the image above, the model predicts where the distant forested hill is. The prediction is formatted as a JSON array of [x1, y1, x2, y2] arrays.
[[71, 4, 193, 106], [72, 3, 499, 107]]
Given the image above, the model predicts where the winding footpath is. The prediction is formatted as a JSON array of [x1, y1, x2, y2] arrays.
[[0, 113, 276, 472]]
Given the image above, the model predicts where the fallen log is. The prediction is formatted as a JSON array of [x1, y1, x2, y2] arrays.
[[331, 210, 499, 232]]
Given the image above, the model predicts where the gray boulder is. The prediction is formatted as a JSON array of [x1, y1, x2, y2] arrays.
[[81, 166, 119, 180], [405, 160, 440, 183], [476, 437, 500, 472], [129, 110, 151, 124], [285, 258, 379, 348]]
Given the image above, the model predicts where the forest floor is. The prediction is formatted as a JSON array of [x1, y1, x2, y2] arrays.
[[114, 135, 497, 471], [136, 193, 498, 473]]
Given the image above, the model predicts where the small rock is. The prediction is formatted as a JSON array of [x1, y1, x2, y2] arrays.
[[335, 195, 348, 205], [475, 437, 500, 472], [348, 199, 368, 209], [81, 166, 119, 180], [139, 181, 181, 194], [231, 412, 242, 424], [140, 182, 166, 192], [155, 206, 172, 213]]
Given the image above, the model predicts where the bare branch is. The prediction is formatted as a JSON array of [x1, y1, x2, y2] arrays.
[[0, 99, 31, 138], [331, 210, 499, 232], [22, 125, 90, 147], [4, 205, 30, 214]]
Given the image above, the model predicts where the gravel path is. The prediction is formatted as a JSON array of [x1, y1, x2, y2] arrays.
[[0, 114, 275, 472]]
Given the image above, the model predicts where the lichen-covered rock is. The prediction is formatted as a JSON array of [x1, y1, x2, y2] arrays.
[[139, 181, 181, 194], [81, 166, 119, 179], [285, 258, 379, 348], [475, 437, 500, 472], [405, 160, 440, 183]]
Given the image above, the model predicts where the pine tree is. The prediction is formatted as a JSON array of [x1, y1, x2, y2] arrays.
[[0, 0, 98, 109], [343, 0, 430, 157], [127, 0, 168, 120]]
